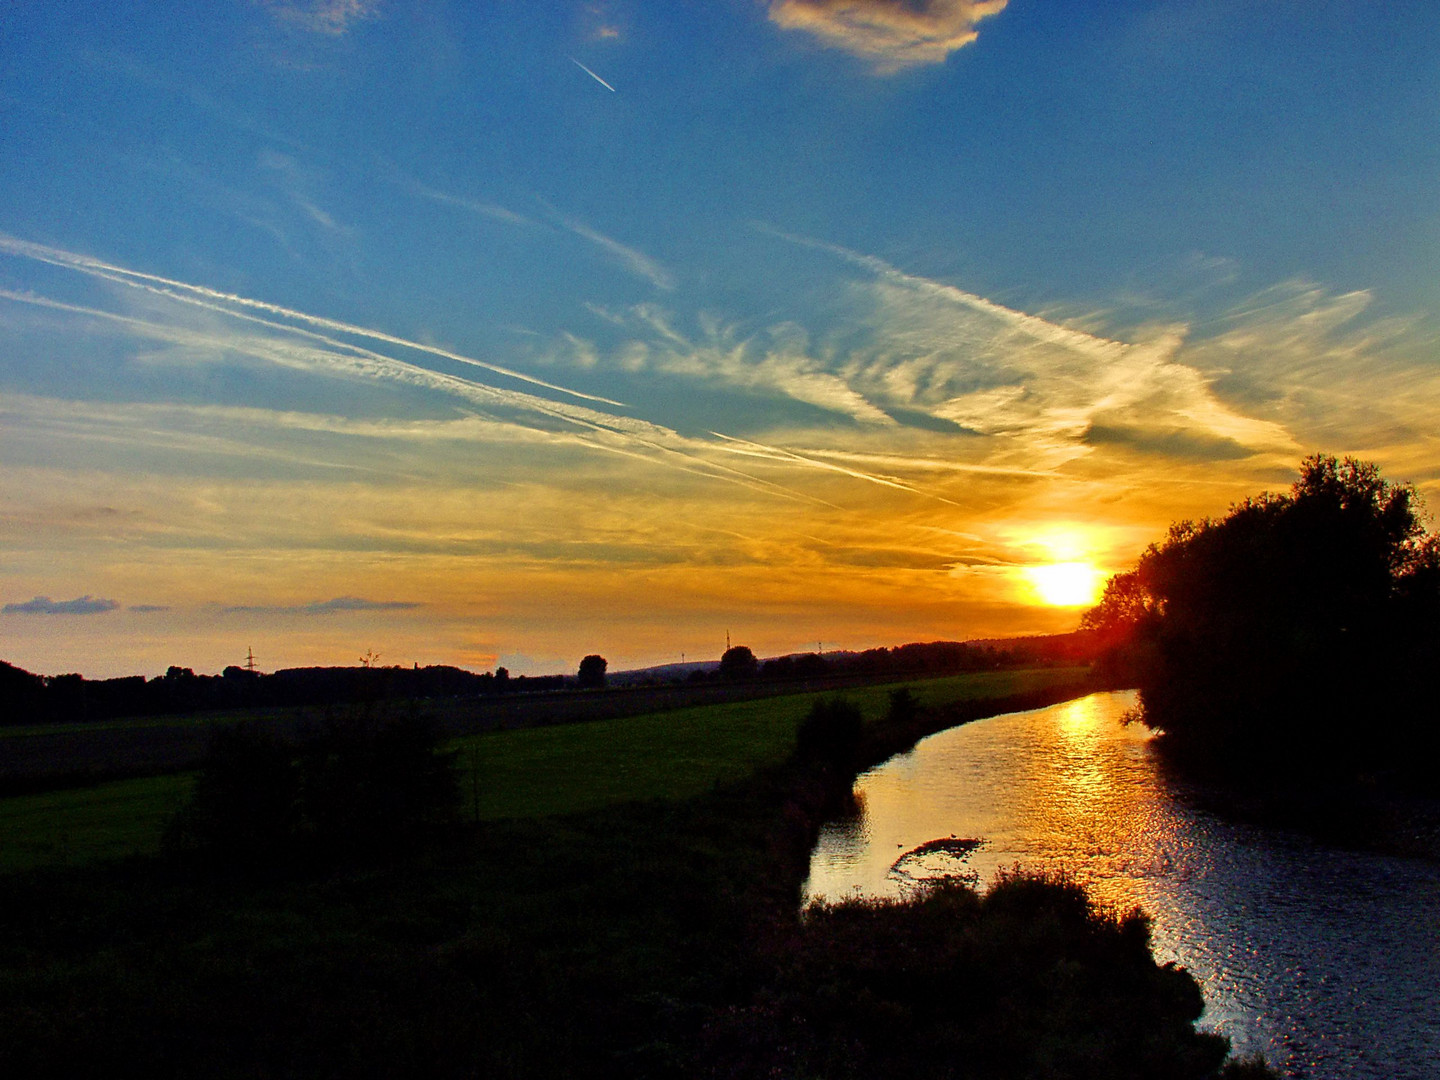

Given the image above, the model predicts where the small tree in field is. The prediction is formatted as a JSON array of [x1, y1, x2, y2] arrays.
[[719, 645, 758, 681], [577, 654, 607, 689]]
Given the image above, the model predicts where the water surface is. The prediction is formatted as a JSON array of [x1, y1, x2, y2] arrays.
[[805, 691, 1440, 1078]]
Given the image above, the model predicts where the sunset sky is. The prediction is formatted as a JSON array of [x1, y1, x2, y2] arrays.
[[3, 1, 1438, 678]]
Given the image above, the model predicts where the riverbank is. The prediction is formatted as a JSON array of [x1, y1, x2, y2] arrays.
[[0, 669, 1270, 1077]]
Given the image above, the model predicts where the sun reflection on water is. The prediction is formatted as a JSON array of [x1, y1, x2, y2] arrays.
[[802, 691, 1440, 1079]]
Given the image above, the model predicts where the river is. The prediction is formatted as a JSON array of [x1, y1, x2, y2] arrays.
[[804, 691, 1440, 1079]]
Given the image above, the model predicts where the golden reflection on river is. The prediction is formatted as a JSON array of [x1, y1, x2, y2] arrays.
[[804, 691, 1440, 1079], [807, 691, 1173, 912]]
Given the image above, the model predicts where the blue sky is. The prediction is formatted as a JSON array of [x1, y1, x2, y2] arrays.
[[3, 1, 1438, 677]]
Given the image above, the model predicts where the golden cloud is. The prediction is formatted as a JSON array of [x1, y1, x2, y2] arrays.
[[768, 0, 1008, 73]]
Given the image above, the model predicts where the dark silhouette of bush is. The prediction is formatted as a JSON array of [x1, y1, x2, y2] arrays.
[[886, 687, 920, 728], [166, 724, 300, 859], [300, 710, 461, 851], [701, 872, 1257, 1079], [577, 654, 608, 689], [719, 644, 758, 681], [796, 696, 864, 768], [1084, 454, 1440, 784], [169, 710, 460, 861]]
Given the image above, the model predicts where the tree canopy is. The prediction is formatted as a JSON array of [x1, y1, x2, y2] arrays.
[[719, 644, 758, 681], [577, 654, 608, 689], [1084, 455, 1440, 783]]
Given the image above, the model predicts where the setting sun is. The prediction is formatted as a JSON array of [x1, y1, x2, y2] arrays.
[[1026, 562, 1105, 608]]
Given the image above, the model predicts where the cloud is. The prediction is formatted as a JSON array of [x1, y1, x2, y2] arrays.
[[3, 595, 120, 615], [550, 212, 676, 291], [224, 596, 422, 615], [404, 178, 533, 229], [768, 0, 1008, 74], [262, 0, 380, 36], [571, 304, 896, 425], [128, 604, 172, 613], [756, 234, 1298, 468]]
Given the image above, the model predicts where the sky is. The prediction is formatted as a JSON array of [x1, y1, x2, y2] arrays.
[[2, 0, 1438, 678]]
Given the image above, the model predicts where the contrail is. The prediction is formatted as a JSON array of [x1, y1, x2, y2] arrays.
[[0, 233, 626, 408], [570, 57, 616, 92]]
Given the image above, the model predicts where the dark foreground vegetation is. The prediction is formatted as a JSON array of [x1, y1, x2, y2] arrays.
[[0, 673, 1271, 1078], [1085, 455, 1440, 845]]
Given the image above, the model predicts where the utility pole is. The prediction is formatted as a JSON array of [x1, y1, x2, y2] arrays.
[[244, 646, 257, 673]]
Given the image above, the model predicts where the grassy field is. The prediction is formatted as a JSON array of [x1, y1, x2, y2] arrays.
[[1, 669, 1084, 873], [0, 666, 1270, 1079]]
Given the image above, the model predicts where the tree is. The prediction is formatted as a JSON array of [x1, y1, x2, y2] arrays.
[[1084, 455, 1440, 783], [719, 644, 758, 681], [577, 654, 607, 689]]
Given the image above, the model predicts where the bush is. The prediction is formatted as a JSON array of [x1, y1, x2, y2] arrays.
[[796, 697, 864, 768], [301, 710, 461, 850], [701, 873, 1259, 1079], [169, 709, 460, 862], [165, 723, 300, 859]]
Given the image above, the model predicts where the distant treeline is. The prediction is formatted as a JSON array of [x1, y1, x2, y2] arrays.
[[0, 631, 1103, 726], [748, 633, 1099, 683], [0, 661, 562, 726]]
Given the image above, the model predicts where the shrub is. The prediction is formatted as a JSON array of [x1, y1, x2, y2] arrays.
[[796, 697, 864, 768], [301, 710, 461, 850], [169, 709, 461, 861], [165, 723, 300, 858]]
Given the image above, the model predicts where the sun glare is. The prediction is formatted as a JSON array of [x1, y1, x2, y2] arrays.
[[1026, 562, 1104, 608]]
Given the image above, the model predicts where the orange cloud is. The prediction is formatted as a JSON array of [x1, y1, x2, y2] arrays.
[[768, 0, 1008, 73]]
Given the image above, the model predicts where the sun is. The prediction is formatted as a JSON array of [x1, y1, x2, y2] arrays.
[[1026, 562, 1104, 608]]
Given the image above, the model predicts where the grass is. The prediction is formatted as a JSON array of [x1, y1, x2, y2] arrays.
[[0, 773, 192, 872], [460, 668, 1082, 819], [0, 667, 1273, 1078], [0, 668, 1086, 874]]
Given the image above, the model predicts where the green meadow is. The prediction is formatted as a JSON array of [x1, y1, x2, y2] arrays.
[[0, 669, 1079, 873], [0, 666, 1272, 1078]]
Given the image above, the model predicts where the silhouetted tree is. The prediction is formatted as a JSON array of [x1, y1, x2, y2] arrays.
[[795, 697, 864, 768], [719, 644, 758, 681], [577, 654, 608, 689], [1085, 455, 1440, 783], [0, 660, 45, 724]]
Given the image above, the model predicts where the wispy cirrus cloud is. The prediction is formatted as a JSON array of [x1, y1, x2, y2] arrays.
[[261, 0, 380, 36], [576, 303, 894, 424], [548, 211, 675, 291], [0, 235, 909, 504], [399, 174, 534, 229], [569, 234, 1297, 478], [3, 595, 119, 615], [768, 0, 1008, 74], [389, 174, 673, 291]]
